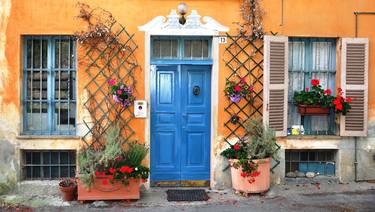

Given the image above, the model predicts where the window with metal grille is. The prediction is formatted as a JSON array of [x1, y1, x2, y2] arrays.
[[285, 150, 336, 176], [151, 36, 211, 61], [22, 150, 76, 180], [288, 38, 337, 135], [23, 36, 76, 135]]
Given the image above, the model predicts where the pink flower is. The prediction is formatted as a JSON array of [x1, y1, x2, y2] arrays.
[[233, 144, 240, 151], [108, 79, 116, 86], [233, 85, 241, 93], [305, 87, 309, 92], [117, 89, 122, 95]]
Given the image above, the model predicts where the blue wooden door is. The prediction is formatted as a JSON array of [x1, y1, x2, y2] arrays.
[[151, 65, 211, 182]]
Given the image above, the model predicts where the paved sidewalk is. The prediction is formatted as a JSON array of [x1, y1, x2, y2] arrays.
[[1, 180, 374, 211]]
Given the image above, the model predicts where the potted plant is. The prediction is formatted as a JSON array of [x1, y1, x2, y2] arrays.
[[221, 119, 278, 194], [108, 79, 135, 108], [293, 79, 352, 115], [77, 126, 149, 201], [59, 178, 77, 201], [224, 78, 254, 103]]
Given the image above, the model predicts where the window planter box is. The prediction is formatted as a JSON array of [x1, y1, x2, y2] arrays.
[[298, 105, 330, 116], [229, 158, 270, 194], [77, 176, 140, 201]]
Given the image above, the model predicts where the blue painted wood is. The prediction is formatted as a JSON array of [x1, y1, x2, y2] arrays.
[[150, 65, 211, 181]]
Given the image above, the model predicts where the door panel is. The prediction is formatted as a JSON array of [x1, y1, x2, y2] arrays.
[[181, 65, 211, 180], [151, 65, 211, 182], [151, 65, 180, 181]]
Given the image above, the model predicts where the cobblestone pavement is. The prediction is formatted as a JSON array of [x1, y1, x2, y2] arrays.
[[1, 181, 374, 211]]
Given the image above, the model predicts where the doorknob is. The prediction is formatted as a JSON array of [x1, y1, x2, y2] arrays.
[[193, 86, 200, 96]]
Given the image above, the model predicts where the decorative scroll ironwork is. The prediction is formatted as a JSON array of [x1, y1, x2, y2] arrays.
[[80, 21, 139, 149], [223, 33, 280, 171]]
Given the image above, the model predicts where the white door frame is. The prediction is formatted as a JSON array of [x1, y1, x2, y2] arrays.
[[139, 9, 228, 188]]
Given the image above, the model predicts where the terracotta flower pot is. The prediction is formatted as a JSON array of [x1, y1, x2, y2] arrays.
[[229, 158, 271, 193], [77, 175, 140, 201], [298, 104, 330, 116], [59, 185, 76, 201]]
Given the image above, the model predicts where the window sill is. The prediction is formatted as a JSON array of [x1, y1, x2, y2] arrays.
[[17, 135, 81, 140], [286, 135, 341, 140]]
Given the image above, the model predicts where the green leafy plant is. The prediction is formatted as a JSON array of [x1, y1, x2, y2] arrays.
[[224, 78, 253, 103], [293, 79, 352, 115], [78, 126, 150, 188], [221, 119, 278, 183]]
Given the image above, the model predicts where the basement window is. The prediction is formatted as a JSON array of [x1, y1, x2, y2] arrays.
[[22, 150, 76, 180], [285, 150, 336, 177]]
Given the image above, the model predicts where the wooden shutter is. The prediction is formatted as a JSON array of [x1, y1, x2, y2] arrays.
[[340, 38, 368, 137], [263, 35, 288, 136]]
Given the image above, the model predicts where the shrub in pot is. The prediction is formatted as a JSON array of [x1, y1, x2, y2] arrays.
[[77, 126, 149, 201], [59, 178, 77, 201], [221, 119, 279, 194]]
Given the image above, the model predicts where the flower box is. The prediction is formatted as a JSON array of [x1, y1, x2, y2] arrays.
[[229, 158, 271, 194], [298, 105, 330, 116], [77, 176, 140, 201]]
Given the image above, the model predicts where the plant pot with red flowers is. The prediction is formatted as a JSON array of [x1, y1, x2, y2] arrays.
[[59, 178, 77, 201], [293, 79, 352, 116], [224, 78, 254, 103], [77, 126, 149, 201], [221, 119, 279, 194]]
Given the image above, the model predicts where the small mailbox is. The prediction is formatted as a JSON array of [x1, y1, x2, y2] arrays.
[[134, 100, 147, 118]]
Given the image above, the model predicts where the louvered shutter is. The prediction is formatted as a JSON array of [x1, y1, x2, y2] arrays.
[[340, 38, 368, 137], [263, 35, 288, 136]]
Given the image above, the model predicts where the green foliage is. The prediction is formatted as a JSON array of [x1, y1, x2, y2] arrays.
[[293, 82, 333, 108], [126, 142, 148, 167], [99, 126, 123, 166], [244, 119, 279, 160]]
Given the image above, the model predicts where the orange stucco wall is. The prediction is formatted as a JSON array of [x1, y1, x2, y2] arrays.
[[3, 0, 375, 140], [1, 0, 375, 184]]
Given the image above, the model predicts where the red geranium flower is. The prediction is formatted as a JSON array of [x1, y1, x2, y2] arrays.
[[248, 85, 254, 92], [324, 89, 332, 95], [95, 170, 101, 177], [233, 85, 241, 93], [346, 97, 352, 103], [108, 175, 114, 180], [102, 179, 109, 185], [335, 104, 343, 111], [333, 98, 341, 105], [305, 87, 309, 92], [240, 172, 246, 177], [240, 77, 246, 84], [233, 144, 240, 151], [311, 79, 320, 86], [109, 167, 116, 174], [119, 166, 129, 173]]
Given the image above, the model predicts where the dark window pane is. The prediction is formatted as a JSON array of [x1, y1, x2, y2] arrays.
[[51, 152, 59, 164], [51, 166, 59, 178], [25, 152, 32, 164], [43, 166, 51, 179], [55, 40, 60, 68], [152, 40, 161, 58], [26, 40, 32, 68], [42, 152, 50, 164], [202, 40, 209, 57], [191, 40, 203, 58], [61, 166, 69, 177], [290, 152, 299, 161], [309, 152, 316, 161], [42, 40, 48, 69], [301, 152, 308, 161], [70, 40, 75, 69], [184, 40, 191, 58], [26, 167, 32, 178], [60, 152, 69, 164], [69, 152, 76, 164], [70, 72, 76, 100], [32, 152, 41, 164], [33, 39, 41, 68], [33, 166, 41, 178], [171, 40, 178, 57], [70, 166, 76, 177], [61, 40, 70, 68]]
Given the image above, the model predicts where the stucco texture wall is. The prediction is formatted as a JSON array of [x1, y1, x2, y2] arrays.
[[0, 0, 375, 191]]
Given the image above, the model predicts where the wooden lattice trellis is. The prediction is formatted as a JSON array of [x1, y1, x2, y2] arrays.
[[80, 21, 139, 148], [223, 33, 280, 171]]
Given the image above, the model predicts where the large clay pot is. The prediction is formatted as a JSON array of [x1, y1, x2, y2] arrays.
[[77, 176, 140, 201], [59, 185, 76, 201], [229, 157, 271, 193]]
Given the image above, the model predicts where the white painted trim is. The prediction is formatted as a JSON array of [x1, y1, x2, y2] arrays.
[[139, 9, 227, 188]]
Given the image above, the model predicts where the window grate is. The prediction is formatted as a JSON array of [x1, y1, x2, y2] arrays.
[[285, 150, 336, 176], [22, 150, 76, 180]]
